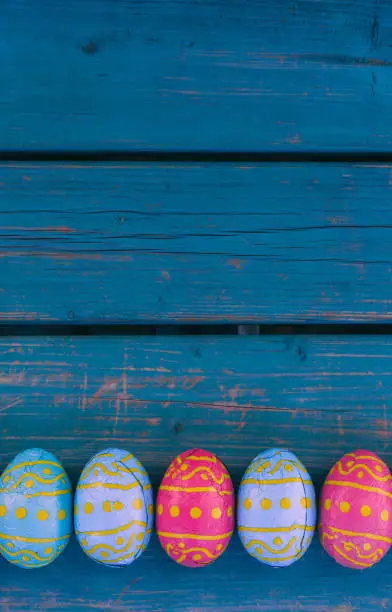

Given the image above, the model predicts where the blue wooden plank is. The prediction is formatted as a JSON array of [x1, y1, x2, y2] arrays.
[[2, 0, 392, 152], [2, 162, 392, 323], [1, 334, 392, 609]]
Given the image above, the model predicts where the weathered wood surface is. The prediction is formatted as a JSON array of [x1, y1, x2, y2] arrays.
[[2, 162, 392, 323], [1, 335, 392, 610], [2, 0, 392, 152]]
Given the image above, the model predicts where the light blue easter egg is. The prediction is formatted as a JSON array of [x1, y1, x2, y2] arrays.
[[0, 448, 72, 568], [75, 448, 153, 567], [237, 449, 316, 567]]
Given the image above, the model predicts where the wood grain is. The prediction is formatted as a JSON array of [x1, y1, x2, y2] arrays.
[[2, 0, 392, 152], [2, 162, 392, 323], [1, 334, 392, 609]]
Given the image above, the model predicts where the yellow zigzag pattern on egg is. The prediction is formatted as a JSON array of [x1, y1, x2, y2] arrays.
[[166, 543, 223, 563], [268, 459, 307, 475], [85, 532, 136, 556], [346, 454, 386, 464], [0, 472, 65, 491], [0, 544, 62, 563], [99, 547, 145, 564], [336, 461, 392, 481], [2, 460, 62, 476], [342, 541, 384, 561], [181, 467, 230, 484], [80, 461, 146, 481], [245, 536, 297, 555]]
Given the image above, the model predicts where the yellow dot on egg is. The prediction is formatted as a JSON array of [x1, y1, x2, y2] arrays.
[[280, 498, 291, 510], [25, 479, 34, 489], [179, 542, 185, 548], [227, 506, 233, 517], [193, 554, 202, 561], [324, 499, 332, 511], [376, 465, 383, 473], [84, 502, 94, 515], [103, 501, 111, 513], [361, 505, 372, 517], [216, 544, 223, 551], [274, 537, 283, 546], [382, 509, 389, 522], [133, 499, 143, 511], [101, 551, 109, 558], [148, 504, 153, 514], [113, 501, 123, 511], [81, 537, 87, 547], [211, 508, 222, 519], [16, 507, 26, 519], [284, 464, 293, 472], [0, 505, 6, 517], [58, 509, 66, 521], [243, 498, 252, 510], [137, 532, 144, 542], [261, 498, 272, 511], [301, 497, 312, 509], [357, 471, 364, 479], [181, 464, 188, 471], [43, 468, 51, 475], [94, 469, 99, 477], [3, 475, 9, 483], [340, 501, 350, 513], [22, 555, 29, 562], [44, 547, 53, 555], [364, 543, 371, 551], [201, 473, 208, 480], [38, 510, 49, 521], [6, 542, 13, 549], [190, 507, 202, 519], [157, 504, 163, 515], [347, 461, 354, 467], [117, 537, 124, 545], [170, 505, 180, 518]]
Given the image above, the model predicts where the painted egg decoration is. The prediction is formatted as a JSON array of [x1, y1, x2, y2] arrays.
[[75, 448, 153, 567], [238, 448, 316, 567], [319, 449, 392, 569], [157, 448, 235, 567], [0, 448, 72, 568]]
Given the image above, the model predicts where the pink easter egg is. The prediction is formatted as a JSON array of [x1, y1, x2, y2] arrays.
[[156, 448, 234, 567], [319, 450, 392, 569]]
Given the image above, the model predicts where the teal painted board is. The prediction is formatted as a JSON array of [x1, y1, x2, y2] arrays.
[[2, 0, 392, 152], [1, 335, 392, 609], [2, 162, 392, 323]]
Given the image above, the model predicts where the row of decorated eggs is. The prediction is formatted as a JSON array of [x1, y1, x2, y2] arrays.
[[0, 447, 390, 570]]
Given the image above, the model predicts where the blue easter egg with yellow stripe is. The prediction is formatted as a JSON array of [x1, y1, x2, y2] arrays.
[[0, 448, 72, 568], [237, 449, 316, 567], [75, 448, 153, 567]]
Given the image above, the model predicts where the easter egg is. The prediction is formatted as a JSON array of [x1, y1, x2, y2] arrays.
[[157, 448, 234, 567], [238, 448, 316, 567], [319, 449, 392, 569], [75, 448, 153, 567], [0, 448, 72, 568]]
